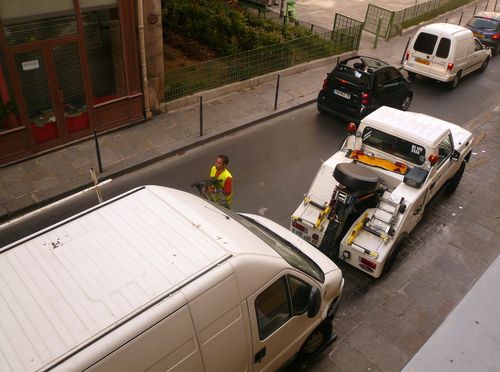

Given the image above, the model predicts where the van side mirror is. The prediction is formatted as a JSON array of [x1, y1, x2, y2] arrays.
[[451, 149, 460, 161], [307, 287, 321, 318]]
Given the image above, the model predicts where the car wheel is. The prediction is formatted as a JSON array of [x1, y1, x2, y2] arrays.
[[444, 161, 466, 195], [479, 57, 489, 73], [297, 321, 332, 360], [317, 102, 326, 114], [407, 71, 416, 81], [400, 93, 413, 111], [447, 72, 461, 90], [382, 233, 406, 276], [493, 44, 500, 56]]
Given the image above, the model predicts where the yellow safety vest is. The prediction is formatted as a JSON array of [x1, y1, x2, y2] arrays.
[[210, 166, 233, 205]]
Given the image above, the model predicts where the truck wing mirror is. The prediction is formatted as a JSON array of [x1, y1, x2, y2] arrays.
[[451, 149, 460, 161], [307, 287, 322, 318]]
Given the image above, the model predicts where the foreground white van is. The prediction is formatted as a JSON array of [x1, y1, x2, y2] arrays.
[[0, 185, 343, 371], [403, 23, 491, 89]]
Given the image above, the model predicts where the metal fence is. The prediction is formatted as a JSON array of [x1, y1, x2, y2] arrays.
[[332, 13, 364, 51], [364, 4, 394, 39], [365, 0, 476, 40], [165, 29, 359, 101], [391, 0, 476, 37]]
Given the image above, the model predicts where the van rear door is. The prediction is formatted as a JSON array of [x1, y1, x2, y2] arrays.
[[410, 31, 438, 72], [429, 36, 451, 76]]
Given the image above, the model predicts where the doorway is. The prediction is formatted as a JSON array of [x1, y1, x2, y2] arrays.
[[13, 41, 90, 146]]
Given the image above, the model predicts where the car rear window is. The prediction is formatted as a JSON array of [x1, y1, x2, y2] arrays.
[[413, 32, 438, 54], [467, 17, 500, 30], [334, 65, 371, 87], [436, 37, 451, 58]]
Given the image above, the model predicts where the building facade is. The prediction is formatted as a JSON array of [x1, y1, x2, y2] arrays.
[[0, 0, 162, 165]]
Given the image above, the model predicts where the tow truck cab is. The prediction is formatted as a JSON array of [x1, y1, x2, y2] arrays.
[[291, 106, 473, 277]]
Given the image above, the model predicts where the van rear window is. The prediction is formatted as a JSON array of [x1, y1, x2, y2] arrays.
[[436, 38, 451, 58], [414, 32, 438, 54]]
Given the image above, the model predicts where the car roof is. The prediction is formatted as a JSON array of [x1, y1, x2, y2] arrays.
[[340, 55, 390, 71], [475, 11, 500, 21]]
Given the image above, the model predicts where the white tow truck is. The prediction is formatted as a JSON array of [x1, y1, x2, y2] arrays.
[[291, 106, 473, 278]]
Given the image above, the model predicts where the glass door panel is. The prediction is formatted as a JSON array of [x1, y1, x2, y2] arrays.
[[14, 50, 59, 145], [53, 43, 89, 135]]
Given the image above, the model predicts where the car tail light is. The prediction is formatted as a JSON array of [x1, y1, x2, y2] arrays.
[[446, 63, 454, 72], [361, 92, 370, 105], [292, 220, 307, 233], [405, 50, 410, 60], [491, 33, 500, 40], [359, 257, 377, 272], [322, 79, 328, 90]]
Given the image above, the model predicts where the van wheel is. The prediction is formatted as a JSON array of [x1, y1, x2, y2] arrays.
[[407, 71, 416, 81], [444, 161, 466, 195], [400, 93, 412, 111], [298, 321, 332, 360], [479, 57, 490, 73], [448, 72, 461, 90]]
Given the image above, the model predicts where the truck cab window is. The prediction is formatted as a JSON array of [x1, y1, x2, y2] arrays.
[[255, 277, 291, 340]]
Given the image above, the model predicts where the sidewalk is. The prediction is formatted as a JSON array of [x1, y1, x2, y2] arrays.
[[0, 1, 490, 223]]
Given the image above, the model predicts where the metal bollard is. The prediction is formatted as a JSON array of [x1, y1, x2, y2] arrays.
[[199, 96, 203, 136], [373, 18, 382, 49], [484, 1, 489, 11], [274, 74, 281, 110], [473, 5, 477, 15], [89, 168, 103, 203], [93, 130, 103, 174], [458, 12, 463, 25]]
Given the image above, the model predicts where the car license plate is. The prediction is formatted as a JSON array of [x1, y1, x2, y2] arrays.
[[415, 57, 430, 65], [473, 32, 484, 39], [334, 89, 351, 99]]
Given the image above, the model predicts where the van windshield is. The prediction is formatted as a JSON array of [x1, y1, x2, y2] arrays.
[[233, 213, 325, 283]]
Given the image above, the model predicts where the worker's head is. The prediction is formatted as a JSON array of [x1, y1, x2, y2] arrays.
[[215, 154, 229, 171]]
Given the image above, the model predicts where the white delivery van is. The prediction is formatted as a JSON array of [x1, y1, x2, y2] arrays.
[[0, 185, 343, 372], [403, 23, 491, 89]]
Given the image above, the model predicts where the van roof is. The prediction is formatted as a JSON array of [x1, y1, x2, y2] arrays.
[[0, 186, 281, 371], [419, 22, 471, 36], [361, 106, 451, 148]]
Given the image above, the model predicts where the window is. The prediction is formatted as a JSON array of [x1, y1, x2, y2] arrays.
[[255, 277, 291, 340], [81, 0, 126, 104], [437, 134, 453, 167], [436, 38, 451, 58], [414, 32, 438, 55], [255, 275, 313, 340], [362, 126, 426, 165]]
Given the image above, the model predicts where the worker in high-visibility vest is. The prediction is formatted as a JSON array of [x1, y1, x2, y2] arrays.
[[208, 154, 233, 208]]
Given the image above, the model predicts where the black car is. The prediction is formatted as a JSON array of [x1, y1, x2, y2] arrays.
[[317, 56, 413, 123], [465, 11, 500, 56]]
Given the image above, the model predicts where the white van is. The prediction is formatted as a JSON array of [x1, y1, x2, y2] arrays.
[[0, 185, 343, 372], [403, 23, 491, 89]]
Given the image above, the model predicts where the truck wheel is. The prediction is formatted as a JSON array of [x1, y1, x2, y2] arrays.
[[447, 72, 461, 90], [382, 234, 406, 276], [298, 321, 332, 360], [333, 163, 379, 193], [479, 57, 489, 73], [444, 161, 466, 195]]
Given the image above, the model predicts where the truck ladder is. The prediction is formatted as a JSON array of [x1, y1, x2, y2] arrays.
[[363, 192, 403, 241]]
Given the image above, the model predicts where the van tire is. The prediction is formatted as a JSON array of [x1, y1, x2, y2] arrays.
[[447, 72, 461, 90], [444, 161, 466, 195], [297, 321, 332, 360], [479, 57, 489, 73], [407, 71, 416, 81], [401, 93, 413, 111]]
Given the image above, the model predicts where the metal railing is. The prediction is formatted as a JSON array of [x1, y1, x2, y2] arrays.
[[165, 29, 360, 101]]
